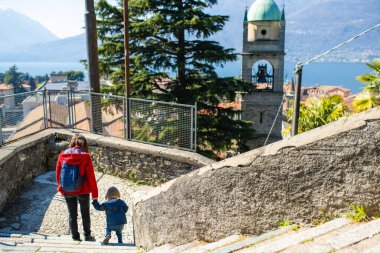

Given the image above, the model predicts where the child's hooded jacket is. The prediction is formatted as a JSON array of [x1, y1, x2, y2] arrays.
[[92, 199, 128, 227], [56, 146, 98, 199]]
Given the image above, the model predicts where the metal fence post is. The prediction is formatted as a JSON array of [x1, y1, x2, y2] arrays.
[[0, 108, 3, 146], [190, 105, 194, 151], [48, 90, 52, 128], [71, 89, 76, 128], [123, 98, 127, 139], [194, 102, 197, 152], [67, 90, 72, 128], [43, 88, 48, 129], [128, 98, 132, 140]]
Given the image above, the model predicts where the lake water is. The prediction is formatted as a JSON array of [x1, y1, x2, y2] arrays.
[[0, 62, 86, 77], [0, 61, 371, 94]]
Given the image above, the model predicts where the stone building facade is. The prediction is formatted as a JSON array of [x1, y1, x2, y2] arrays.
[[241, 0, 285, 148]]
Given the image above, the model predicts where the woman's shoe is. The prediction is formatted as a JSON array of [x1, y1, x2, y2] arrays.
[[85, 235, 96, 241]]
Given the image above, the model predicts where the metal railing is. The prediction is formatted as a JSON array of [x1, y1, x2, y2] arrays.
[[0, 89, 197, 151]]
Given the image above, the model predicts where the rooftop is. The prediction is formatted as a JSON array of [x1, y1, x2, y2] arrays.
[[0, 84, 14, 90], [42, 81, 89, 91]]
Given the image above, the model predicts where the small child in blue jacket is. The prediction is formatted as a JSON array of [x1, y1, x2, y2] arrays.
[[92, 186, 128, 245]]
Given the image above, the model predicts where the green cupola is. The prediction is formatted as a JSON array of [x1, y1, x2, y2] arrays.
[[247, 0, 282, 22]]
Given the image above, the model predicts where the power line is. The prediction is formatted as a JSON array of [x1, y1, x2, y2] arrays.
[[263, 93, 286, 146], [298, 22, 380, 68], [263, 22, 380, 145]]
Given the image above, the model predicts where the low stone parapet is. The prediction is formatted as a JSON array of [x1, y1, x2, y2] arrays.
[[0, 130, 55, 212], [0, 129, 212, 213], [133, 107, 380, 250]]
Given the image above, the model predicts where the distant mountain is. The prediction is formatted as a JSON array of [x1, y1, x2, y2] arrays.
[[0, 7, 58, 50], [0, 1, 379, 64], [285, 0, 380, 61], [211, 0, 380, 62], [0, 34, 86, 62]]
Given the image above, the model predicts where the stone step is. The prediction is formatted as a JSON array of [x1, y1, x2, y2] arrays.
[[298, 218, 380, 253], [363, 241, 380, 253], [170, 241, 201, 253], [0, 232, 24, 238], [17, 242, 137, 250], [37, 246, 139, 253], [181, 235, 244, 253], [0, 237, 33, 243], [209, 225, 292, 253], [235, 217, 351, 253], [147, 244, 176, 253], [0, 244, 39, 251], [0, 250, 37, 253], [0, 241, 16, 246]]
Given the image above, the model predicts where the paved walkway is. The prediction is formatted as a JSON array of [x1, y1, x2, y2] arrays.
[[0, 171, 153, 244]]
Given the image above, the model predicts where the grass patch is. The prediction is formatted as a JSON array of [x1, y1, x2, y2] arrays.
[[346, 205, 369, 222], [311, 209, 334, 226], [291, 224, 301, 231], [279, 219, 291, 228], [301, 238, 313, 244]]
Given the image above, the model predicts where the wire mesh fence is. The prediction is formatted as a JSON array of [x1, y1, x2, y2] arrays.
[[129, 98, 197, 151], [0, 89, 197, 151], [0, 90, 48, 144]]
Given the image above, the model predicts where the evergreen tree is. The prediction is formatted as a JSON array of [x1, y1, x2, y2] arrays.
[[28, 76, 37, 91], [35, 74, 49, 83], [0, 73, 4, 83], [95, 0, 254, 158], [4, 65, 26, 94], [65, 71, 85, 81]]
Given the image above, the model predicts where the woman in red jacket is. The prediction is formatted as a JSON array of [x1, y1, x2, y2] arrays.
[[56, 134, 98, 241]]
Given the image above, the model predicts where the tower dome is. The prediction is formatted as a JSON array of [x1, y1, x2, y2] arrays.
[[247, 0, 282, 22]]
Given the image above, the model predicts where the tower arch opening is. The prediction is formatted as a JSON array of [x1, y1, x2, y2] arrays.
[[252, 60, 274, 91]]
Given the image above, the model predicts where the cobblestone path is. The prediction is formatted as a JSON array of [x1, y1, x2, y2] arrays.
[[0, 171, 153, 244]]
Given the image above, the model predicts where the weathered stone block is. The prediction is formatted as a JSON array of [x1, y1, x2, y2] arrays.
[[133, 107, 380, 250]]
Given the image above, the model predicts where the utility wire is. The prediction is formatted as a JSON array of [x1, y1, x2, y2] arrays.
[[262, 22, 380, 146], [263, 93, 286, 146], [298, 22, 380, 68]]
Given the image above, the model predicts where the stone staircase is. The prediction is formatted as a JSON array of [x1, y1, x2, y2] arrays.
[[0, 231, 140, 253], [146, 217, 380, 253], [1, 217, 380, 252]]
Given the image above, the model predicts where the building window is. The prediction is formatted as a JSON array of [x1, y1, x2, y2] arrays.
[[261, 29, 267, 36]]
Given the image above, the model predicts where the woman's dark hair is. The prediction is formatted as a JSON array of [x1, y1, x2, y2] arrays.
[[69, 134, 89, 152]]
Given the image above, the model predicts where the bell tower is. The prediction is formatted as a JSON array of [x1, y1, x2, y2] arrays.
[[241, 0, 285, 149]]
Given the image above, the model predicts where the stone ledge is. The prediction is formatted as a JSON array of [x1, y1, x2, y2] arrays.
[[53, 129, 212, 168], [0, 128, 212, 212], [134, 107, 380, 203], [0, 129, 55, 166], [133, 107, 380, 249]]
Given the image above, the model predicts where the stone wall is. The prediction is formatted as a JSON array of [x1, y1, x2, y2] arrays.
[[133, 107, 380, 250], [0, 131, 54, 213], [53, 131, 212, 185], [0, 129, 212, 213]]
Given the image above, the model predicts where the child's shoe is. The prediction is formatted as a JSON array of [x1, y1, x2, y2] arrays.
[[103, 234, 111, 245]]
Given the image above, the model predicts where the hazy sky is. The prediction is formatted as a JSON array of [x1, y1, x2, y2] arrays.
[[0, 0, 86, 38]]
